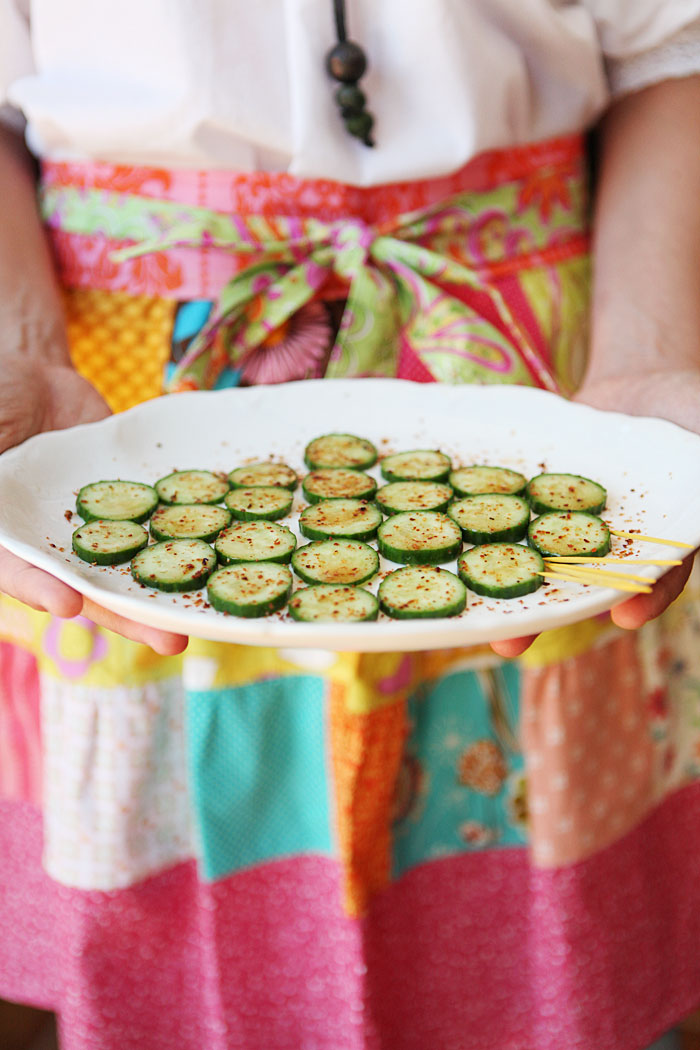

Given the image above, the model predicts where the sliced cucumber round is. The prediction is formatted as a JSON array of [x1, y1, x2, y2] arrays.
[[155, 470, 230, 506], [304, 433, 378, 470], [288, 583, 379, 622], [291, 539, 379, 585], [76, 480, 158, 523], [228, 462, 298, 491], [458, 543, 544, 598], [379, 566, 467, 619], [528, 511, 611, 558], [377, 511, 462, 565], [302, 468, 377, 504], [131, 539, 217, 592], [380, 449, 452, 483], [150, 504, 232, 543], [375, 481, 453, 515], [299, 499, 382, 541], [72, 519, 149, 565], [449, 465, 527, 497], [448, 494, 531, 544], [215, 520, 297, 564], [224, 486, 293, 521], [207, 563, 292, 617], [526, 473, 607, 515]]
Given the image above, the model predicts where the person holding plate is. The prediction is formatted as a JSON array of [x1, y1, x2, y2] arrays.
[[0, 3, 699, 1049]]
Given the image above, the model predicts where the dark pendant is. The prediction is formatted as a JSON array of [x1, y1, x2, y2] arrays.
[[326, 1, 375, 147]]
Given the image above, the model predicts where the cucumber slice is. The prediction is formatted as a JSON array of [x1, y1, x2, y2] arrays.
[[528, 511, 611, 558], [449, 465, 527, 497], [299, 499, 382, 541], [288, 584, 379, 622], [207, 563, 292, 617], [291, 539, 379, 585], [150, 504, 232, 543], [375, 481, 453, 515], [379, 566, 467, 619], [304, 433, 378, 470], [302, 468, 377, 504], [380, 450, 452, 483], [224, 486, 293, 521], [72, 519, 149, 565], [155, 470, 230, 506], [377, 511, 462, 565], [458, 543, 544, 598], [76, 480, 158, 523], [448, 494, 531, 544], [228, 462, 298, 491], [215, 520, 297, 564], [131, 539, 217, 592], [526, 473, 607, 515]]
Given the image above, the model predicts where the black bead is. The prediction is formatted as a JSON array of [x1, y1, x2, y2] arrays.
[[335, 83, 366, 114], [344, 111, 374, 146], [326, 40, 367, 83]]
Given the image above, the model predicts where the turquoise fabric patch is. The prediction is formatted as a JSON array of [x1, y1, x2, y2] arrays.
[[392, 664, 527, 876], [185, 675, 332, 881]]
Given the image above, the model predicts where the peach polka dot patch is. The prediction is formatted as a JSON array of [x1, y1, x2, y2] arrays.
[[521, 633, 653, 867]]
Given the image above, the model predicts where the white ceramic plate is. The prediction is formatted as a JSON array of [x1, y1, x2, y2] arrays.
[[0, 379, 697, 652]]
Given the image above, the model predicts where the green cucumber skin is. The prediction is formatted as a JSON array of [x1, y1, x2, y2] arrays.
[[448, 467, 527, 499], [526, 474, 607, 516], [300, 521, 380, 542], [207, 575, 292, 618], [155, 471, 230, 506], [227, 504, 293, 523], [228, 466, 298, 491], [131, 545, 217, 593], [447, 496, 530, 545], [452, 521, 529, 545], [217, 551, 294, 566], [216, 546, 295, 566], [304, 434, 378, 471], [149, 508, 232, 544], [131, 566, 216, 593], [527, 513, 611, 558], [225, 489, 294, 522], [150, 522, 226, 544], [76, 481, 158, 524], [380, 462, 451, 484], [457, 562, 543, 599], [377, 536, 461, 566], [379, 597, 466, 620], [299, 502, 382, 542], [376, 498, 451, 515], [528, 494, 607, 516], [374, 483, 453, 516], [291, 541, 379, 586], [72, 528, 148, 566], [301, 471, 377, 505], [288, 586, 379, 623], [376, 514, 462, 566], [378, 569, 467, 619]]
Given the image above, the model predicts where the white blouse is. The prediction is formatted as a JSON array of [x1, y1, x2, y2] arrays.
[[1, 0, 700, 185]]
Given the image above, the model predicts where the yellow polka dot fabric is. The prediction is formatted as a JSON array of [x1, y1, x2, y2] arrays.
[[63, 288, 176, 414]]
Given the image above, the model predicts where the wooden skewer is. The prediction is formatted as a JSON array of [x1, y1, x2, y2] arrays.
[[607, 528, 695, 550], [537, 570, 652, 594], [543, 563, 652, 584], [544, 556, 682, 566]]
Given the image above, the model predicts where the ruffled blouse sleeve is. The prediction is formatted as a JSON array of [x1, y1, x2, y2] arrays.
[[583, 0, 700, 95], [0, 0, 33, 129]]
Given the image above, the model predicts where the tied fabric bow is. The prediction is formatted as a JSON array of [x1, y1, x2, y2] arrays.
[[43, 185, 562, 393]]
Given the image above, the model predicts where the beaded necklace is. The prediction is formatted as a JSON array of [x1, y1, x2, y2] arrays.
[[325, 0, 375, 146]]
